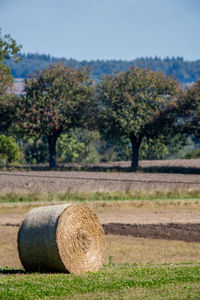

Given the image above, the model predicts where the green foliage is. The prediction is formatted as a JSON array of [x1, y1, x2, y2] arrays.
[[183, 80, 200, 140], [98, 67, 179, 139], [0, 29, 21, 134], [19, 63, 94, 137], [0, 94, 17, 135], [98, 67, 180, 168], [98, 136, 131, 162], [81, 133, 190, 162], [0, 134, 20, 165], [0, 29, 21, 65], [103, 136, 172, 161], [57, 131, 85, 163], [0, 264, 199, 299], [72, 129, 101, 163], [19, 130, 101, 165], [16, 64, 95, 168], [20, 133, 85, 165], [140, 137, 169, 160], [1, 190, 200, 203], [0, 66, 13, 95], [139, 134, 190, 160], [21, 137, 49, 164], [19, 130, 183, 164], [183, 148, 200, 159], [57, 129, 102, 164], [0, 28, 21, 94]]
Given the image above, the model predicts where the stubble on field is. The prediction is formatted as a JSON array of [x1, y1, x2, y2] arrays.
[[105, 235, 200, 264], [0, 201, 200, 268], [1, 225, 200, 268]]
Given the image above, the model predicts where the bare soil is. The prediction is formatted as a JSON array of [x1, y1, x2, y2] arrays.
[[1, 160, 200, 193], [103, 223, 200, 243]]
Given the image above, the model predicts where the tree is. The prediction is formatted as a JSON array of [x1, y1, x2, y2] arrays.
[[0, 28, 21, 93], [183, 79, 200, 139], [97, 67, 180, 169], [0, 29, 21, 134], [16, 64, 94, 168]]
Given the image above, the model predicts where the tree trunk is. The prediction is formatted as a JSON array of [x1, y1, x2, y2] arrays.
[[48, 135, 57, 169], [130, 135, 142, 169]]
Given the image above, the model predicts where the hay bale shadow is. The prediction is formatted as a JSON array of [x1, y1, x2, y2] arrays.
[[0, 268, 25, 274]]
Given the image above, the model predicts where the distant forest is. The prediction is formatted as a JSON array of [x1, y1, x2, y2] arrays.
[[4, 53, 200, 85]]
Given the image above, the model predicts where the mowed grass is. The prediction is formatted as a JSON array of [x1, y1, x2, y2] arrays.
[[1, 189, 200, 203], [0, 263, 200, 300]]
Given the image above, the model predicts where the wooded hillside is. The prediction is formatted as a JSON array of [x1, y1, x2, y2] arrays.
[[5, 53, 200, 85]]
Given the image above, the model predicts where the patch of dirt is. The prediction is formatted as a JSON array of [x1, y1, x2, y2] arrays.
[[1, 161, 200, 193], [103, 223, 200, 243]]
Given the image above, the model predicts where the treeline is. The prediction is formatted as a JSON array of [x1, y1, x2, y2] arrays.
[[5, 53, 200, 85], [1, 63, 200, 169], [1, 30, 200, 169]]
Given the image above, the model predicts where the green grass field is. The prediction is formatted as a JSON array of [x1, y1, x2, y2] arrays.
[[0, 263, 200, 300], [1, 189, 200, 203]]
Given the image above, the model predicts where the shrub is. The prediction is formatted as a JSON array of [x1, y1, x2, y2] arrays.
[[0, 135, 20, 165], [183, 148, 200, 159]]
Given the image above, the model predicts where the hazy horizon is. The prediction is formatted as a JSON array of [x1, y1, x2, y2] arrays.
[[17, 53, 199, 62]]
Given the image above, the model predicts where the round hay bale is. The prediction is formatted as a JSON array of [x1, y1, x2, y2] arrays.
[[18, 204, 104, 274]]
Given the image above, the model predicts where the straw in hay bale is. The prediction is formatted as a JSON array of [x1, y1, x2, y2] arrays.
[[18, 203, 104, 274]]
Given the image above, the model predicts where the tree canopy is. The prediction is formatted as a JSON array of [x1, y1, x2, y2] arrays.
[[0, 29, 21, 134], [183, 80, 200, 139], [16, 64, 94, 168], [0, 28, 21, 87], [97, 67, 180, 168]]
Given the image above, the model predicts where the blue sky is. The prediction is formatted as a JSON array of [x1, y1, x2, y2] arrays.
[[0, 0, 199, 61]]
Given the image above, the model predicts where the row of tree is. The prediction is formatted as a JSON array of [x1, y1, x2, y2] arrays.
[[5, 53, 200, 85], [1, 31, 200, 169]]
